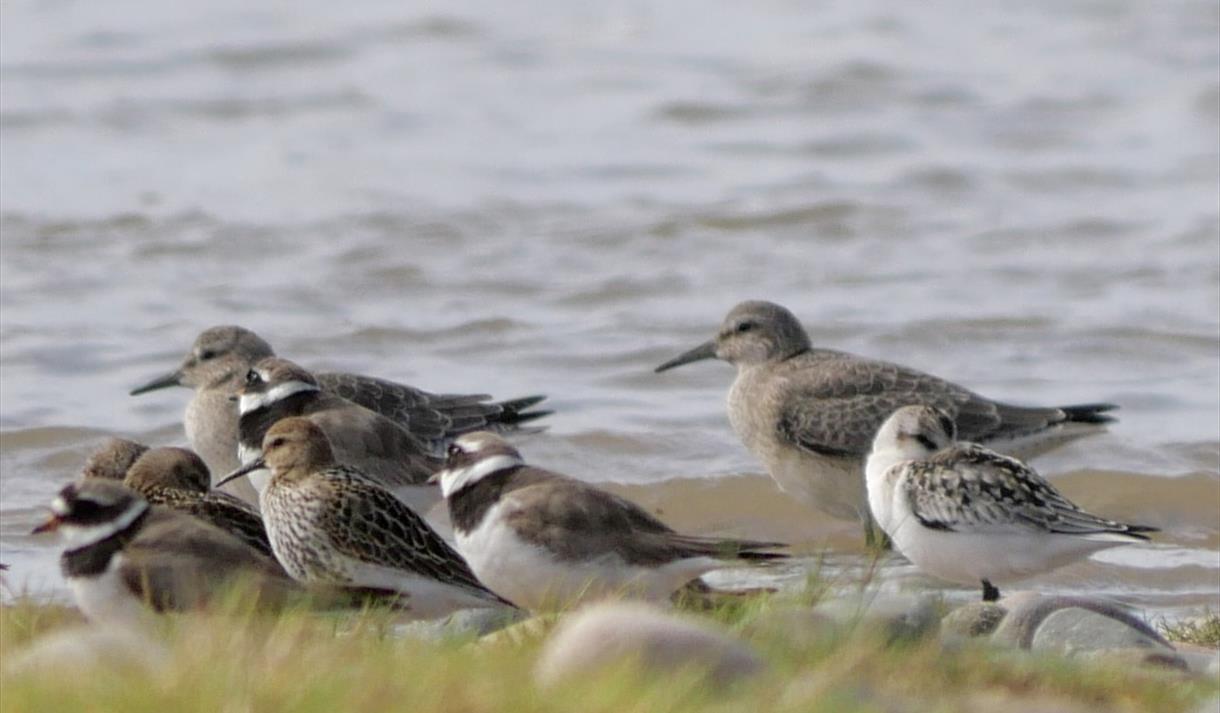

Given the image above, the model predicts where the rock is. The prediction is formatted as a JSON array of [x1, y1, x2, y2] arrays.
[[533, 602, 764, 688], [397, 606, 528, 641], [941, 602, 1008, 640], [742, 606, 837, 650], [1171, 642, 1220, 676], [477, 614, 556, 647], [1030, 608, 1173, 655], [958, 692, 1109, 713], [990, 593, 1171, 652], [813, 592, 942, 641], [4, 625, 167, 676], [1076, 647, 1189, 672]]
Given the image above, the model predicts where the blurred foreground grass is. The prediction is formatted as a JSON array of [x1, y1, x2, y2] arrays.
[[1, 585, 1214, 713]]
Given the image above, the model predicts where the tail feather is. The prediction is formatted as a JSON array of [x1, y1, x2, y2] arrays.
[[1058, 402, 1119, 425], [672, 535, 790, 561], [491, 395, 552, 427]]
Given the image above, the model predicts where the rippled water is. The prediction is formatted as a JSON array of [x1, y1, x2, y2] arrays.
[[2, 1, 1217, 615]]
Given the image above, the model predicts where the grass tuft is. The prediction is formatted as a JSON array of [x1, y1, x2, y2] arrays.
[[1158, 609, 1220, 648], [1, 584, 1216, 713]]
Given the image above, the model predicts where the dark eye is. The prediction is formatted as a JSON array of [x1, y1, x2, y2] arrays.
[[269, 437, 285, 449], [72, 498, 102, 519], [245, 370, 261, 386], [735, 321, 754, 333], [446, 444, 462, 460], [199, 349, 216, 361]]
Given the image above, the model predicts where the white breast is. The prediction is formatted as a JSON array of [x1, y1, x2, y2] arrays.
[[69, 555, 151, 627], [454, 501, 718, 611]]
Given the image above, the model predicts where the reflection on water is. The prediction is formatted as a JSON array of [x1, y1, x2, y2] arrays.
[[1, 0, 1217, 615]]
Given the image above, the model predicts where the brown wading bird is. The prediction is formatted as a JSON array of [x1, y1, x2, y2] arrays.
[[232, 357, 446, 512], [219, 418, 515, 619], [31, 480, 297, 624], [432, 431, 789, 611], [81, 438, 274, 557]]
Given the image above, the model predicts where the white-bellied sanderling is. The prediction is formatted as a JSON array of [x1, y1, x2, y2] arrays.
[[865, 405, 1156, 601], [218, 418, 514, 619], [655, 300, 1117, 532], [432, 431, 788, 612]]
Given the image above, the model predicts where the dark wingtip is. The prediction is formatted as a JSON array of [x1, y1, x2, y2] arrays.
[[1123, 523, 1160, 541], [1059, 402, 1120, 424], [494, 396, 552, 427], [731, 539, 790, 561]]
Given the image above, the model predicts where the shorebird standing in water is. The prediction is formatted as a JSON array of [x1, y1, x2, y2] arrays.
[[655, 300, 1117, 536], [218, 418, 512, 619], [866, 405, 1155, 601], [129, 325, 549, 487], [432, 431, 788, 611]]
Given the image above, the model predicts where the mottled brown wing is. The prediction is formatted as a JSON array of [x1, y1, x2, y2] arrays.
[[319, 476, 506, 602], [148, 488, 274, 557], [501, 481, 785, 567]]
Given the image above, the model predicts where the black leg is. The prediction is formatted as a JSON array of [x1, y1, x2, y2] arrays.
[[981, 579, 1000, 602]]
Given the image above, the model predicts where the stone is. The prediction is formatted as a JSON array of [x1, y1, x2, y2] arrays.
[[990, 593, 1171, 651], [395, 606, 528, 641], [1171, 642, 1220, 677], [1075, 647, 1189, 672], [957, 692, 1109, 713], [813, 592, 942, 641], [742, 606, 837, 651], [533, 602, 764, 688], [1030, 608, 1173, 655], [477, 614, 556, 647], [4, 625, 167, 676], [941, 602, 1008, 640]]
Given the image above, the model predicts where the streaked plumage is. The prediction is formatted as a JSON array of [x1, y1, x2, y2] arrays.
[[218, 418, 511, 619], [435, 432, 788, 611], [81, 438, 149, 481], [122, 447, 275, 558], [31, 480, 295, 624], [865, 405, 1156, 601], [655, 300, 1117, 525], [128, 325, 550, 488]]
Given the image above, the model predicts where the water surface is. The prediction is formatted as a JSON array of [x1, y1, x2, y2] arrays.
[[2, 0, 1217, 615]]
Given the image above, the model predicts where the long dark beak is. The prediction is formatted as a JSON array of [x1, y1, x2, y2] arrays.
[[31, 513, 62, 535], [215, 458, 266, 489], [129, 369, 183, 396], [654, 340, 718, 373]]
